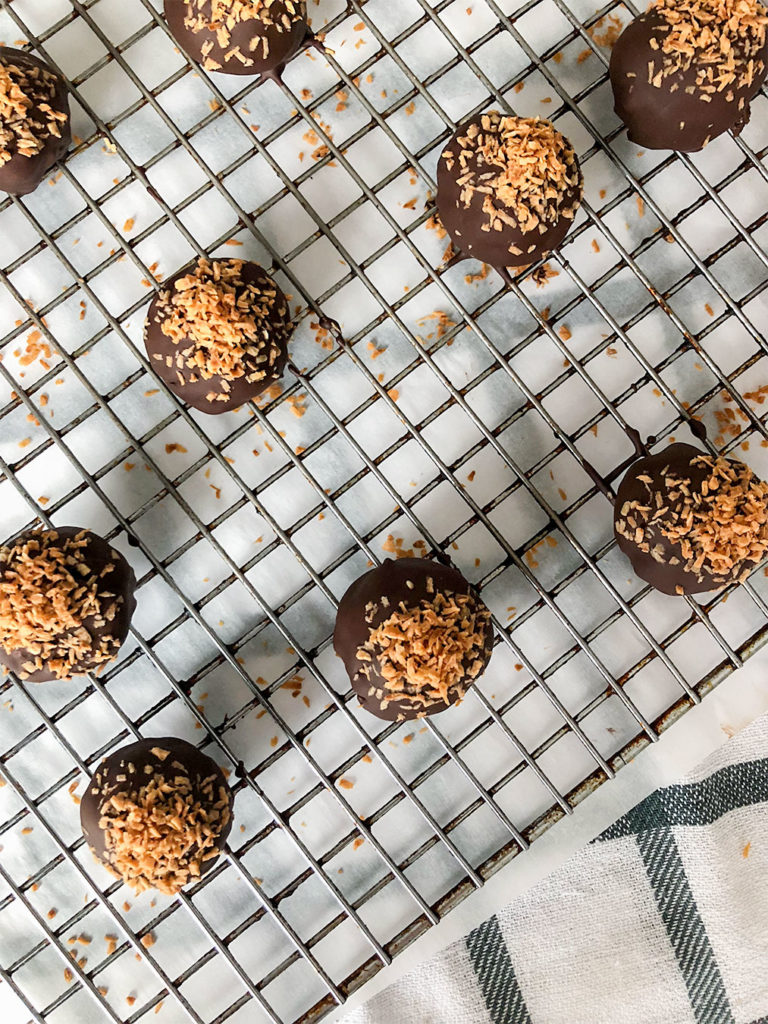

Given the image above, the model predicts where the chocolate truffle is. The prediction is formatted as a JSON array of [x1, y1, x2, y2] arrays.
[[436, 112, 583, 271], [614, 442, 768, 595], [81, 737, 233, 895], [0, 527, 136, 682], [164, 0, 308, 77], [144, 257, 292, 413], [334, 557, 494, 721], [0, 48, 71, 196], [609, 0, 768, 152]]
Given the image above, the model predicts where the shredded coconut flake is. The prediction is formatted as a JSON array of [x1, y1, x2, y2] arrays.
[[445, 112, 582, 235], [184, 0, 305, 61], [357, 590, 490, 711], [0, 530, 124, 679], [0, 57, 68, 168], [617, 453, 768, 584], [152, 257, 289, 399], [649, 0, 767, 94], [97, 766, 231, 895]]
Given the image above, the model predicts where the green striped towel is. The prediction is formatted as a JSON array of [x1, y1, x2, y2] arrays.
[[341, 714, 768, 1024]]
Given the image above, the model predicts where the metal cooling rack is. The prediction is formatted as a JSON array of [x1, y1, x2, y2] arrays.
[[1, 0, 768, 1021]]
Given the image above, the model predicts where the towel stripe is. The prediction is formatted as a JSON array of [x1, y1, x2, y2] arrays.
[[637, 828, 733, 1024], [466, 915, 532, 1024], [596, 758, 768, 842]]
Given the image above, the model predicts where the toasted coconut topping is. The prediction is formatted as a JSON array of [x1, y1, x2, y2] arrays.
[[616, 453, 768, 584], [648, 0, 767, 95], [184, 0, 305, 63], [0, 57, 68, 168], [152, 258, 289, 398], [97, 765, 231, 894], [357, 590, 491, 711], [0, 530, 123, 679], [443, 112, 582, 236]]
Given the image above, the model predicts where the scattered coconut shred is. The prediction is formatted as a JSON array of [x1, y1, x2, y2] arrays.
[[357, 587, 490, 715], [647, 0, 767, 100], [616, 453, 768, 589], [0, 531, 121, 679], [443, 112, 582, 246], [95, 750, 231, 895], [0, 58, 68, 166], [151, 257, 289, 405], [183, 0, 305, 71]]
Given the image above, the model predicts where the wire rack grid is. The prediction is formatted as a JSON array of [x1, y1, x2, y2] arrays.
[[1, 0, 768, 1021]]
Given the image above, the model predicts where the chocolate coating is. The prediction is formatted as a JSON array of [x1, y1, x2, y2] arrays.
[[614, 443, 768, 594], [164, 0, 308, 77], [80, 737, 233, 888], [0, 527, 136, 683], [609, 6, 768, 151], [0, 48, 71, 196], [144, 259, 291, 414], [334, 557, 494, 721], [436, 112, 583, 270]]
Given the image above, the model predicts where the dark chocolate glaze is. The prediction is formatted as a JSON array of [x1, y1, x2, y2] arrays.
[[0, 527, 136, 683], [690, 418, 708, 441], [436, 114, 583, 271], [614, 442, 766, 595], [144, 259, 292, 414], [164, 0, 308, 78], [609, 10, 768, 151], [317, 315, 344, 345], [80, 737, 233, 887], [333, 557, 494, 721], [0, 48, 71, 197]]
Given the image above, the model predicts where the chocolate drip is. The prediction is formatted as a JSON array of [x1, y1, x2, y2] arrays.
[[579, 457, 614, 499], [689, 418, 708, 441], [317, 314, 344, 344]]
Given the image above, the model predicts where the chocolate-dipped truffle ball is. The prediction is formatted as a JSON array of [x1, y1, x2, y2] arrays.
[[436, 112, 583, 271], [614, 443, 768, 595], [81, 737, 233, 895], [0, 527, 136, 682], [164, 0, 308, 77], [144, 257, 292, 413], [0, 48, 71, 196], [334, 557, 494, 721], [609, 0, 768, 152]]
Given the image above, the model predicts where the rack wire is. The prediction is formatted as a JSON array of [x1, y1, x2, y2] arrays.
[[1, 0, 768, 1021]]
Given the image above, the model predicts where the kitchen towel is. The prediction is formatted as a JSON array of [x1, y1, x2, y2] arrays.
[[341, 712, 768, 1024]]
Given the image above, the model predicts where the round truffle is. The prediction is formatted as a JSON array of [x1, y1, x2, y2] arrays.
[[609, 0, 768, 152], [614, 442, 768, 595], [81, 737, 233, 895], [436, 112, 583, 271], [164, 0, 308, 77], [0, 527, 136, 682], [0, 47, 71, 196], [333, 557, 494, 721], [144, 257, 293, 413]]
